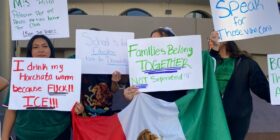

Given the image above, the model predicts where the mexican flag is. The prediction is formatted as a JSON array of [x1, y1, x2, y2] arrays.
[[72, 51, 231, 140]]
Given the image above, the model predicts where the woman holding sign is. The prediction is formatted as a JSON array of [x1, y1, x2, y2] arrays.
[[147, 27, 188, 102], [122, 27, 188, 102], [2, 35, 71, 140], [209, 31, 270, 140]]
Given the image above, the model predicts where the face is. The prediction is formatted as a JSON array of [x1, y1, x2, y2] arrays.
[[151, 32, 162, 38], [219, 42, 227, 50], [31, 38, 51, 58]]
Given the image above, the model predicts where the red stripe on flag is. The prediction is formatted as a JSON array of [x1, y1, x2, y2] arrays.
[[72, 111, 126, 140]]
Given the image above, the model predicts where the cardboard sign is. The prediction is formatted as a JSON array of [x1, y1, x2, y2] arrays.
[[128, 35, 203, 92], [9, 0, 69, 40], [9, 58, 81, 111], [267, 54, 280, 105], [210, 0, 280, 41], [76, 30, 134, 74]]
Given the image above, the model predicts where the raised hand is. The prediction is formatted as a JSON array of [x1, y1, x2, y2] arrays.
[[74, 102, 84, 115], [209, 31, 220, 51], [112, 71, 121, 82]]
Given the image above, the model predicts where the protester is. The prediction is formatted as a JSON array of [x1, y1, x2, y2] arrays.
[[2, 35, 71, 140], [124, 27, 187, 102], [148, 27, 188, 101], [209, 31, 271, 140]]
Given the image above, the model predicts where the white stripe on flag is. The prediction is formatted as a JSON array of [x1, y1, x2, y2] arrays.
[[118, 93, 186, 140]]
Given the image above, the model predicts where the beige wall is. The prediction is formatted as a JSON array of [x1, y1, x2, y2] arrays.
[[69, 2, 211, 17]]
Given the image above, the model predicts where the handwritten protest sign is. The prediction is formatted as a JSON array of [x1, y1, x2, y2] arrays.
[[210, 0, 280, 42], [267, 54, 280, 105], [76, 30, 134, 74], [9, 0, 69, 40], [128, 35, 203, 92], [9, 58, 81, 111]]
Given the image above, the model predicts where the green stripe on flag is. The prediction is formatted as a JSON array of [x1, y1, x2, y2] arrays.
[[176, 51, 231, 140]]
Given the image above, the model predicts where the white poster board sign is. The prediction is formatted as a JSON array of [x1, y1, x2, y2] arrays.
[[267, 54, 280, 105], [9, 0, 69, 40], [9, 58, 81, 111], [76, 30, 134, 74], [210, 0, 280, 42], [128, 35, 203, 92]]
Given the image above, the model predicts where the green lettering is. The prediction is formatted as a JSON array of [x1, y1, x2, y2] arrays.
[[136, 58, 191, 71], [167, 44, 175, 55], [182, 58, 192, 69], [13, 0, 30, 9], [48, 16, 59, 21], [37, 0, 54, 5], [130, 77, 148, 85], [275, 87, 280, 97], [167, 44, 193, 57], [187, 47, 193, 57], [150, 74, 183, 83], [128, 44, 138, 57], [271, 73, 280, 83], [269, 58, 277, 70], [14, 0, 23, 8]]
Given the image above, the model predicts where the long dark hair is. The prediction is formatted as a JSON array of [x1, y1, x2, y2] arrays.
[[150, 27, 175, 37], [26, 35, 55, 58], [224, 41, 251, 58]]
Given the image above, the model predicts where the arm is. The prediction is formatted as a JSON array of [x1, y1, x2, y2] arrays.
[[111, 81, 119, 93], [1, 109, 16, 140], [208, 31, 222, 62], [0, 76, 9, 91], [208, 31, 220, 51], [249, 60, 271, 103], [111, 71, 121, 93]]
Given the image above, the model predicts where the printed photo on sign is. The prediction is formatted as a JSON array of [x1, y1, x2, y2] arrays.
[[76, 30, 134, 74], [128, 35, 203, 92], [9, 0, 69, 40], [210, 0, 280, 42], [8, 58, 81, 111], [267, 54, 280, 105]]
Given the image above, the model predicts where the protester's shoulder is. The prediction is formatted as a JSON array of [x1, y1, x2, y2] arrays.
[[238, 55, 260, 68], [202, 50, 216, 63], [202, 50, 209, 55], [201, 50, 212, 58], [239, 55, 255, 63]]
